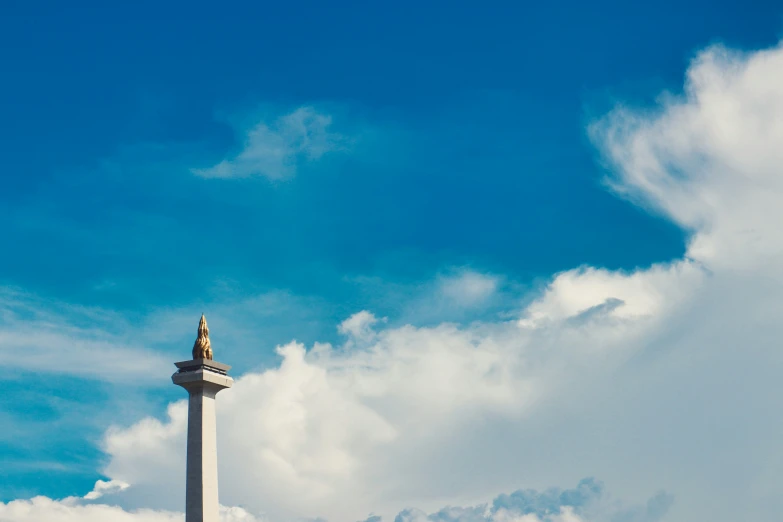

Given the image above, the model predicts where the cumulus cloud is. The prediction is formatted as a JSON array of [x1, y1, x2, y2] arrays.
[[98, 259, 694, 521], [192, 106, 348, 180], [0, 497, 182, 522], [83, 479, 129, 500], [519, 261, 702, 327], [590, 43, 783, 274], [339, 310, 382, 342]]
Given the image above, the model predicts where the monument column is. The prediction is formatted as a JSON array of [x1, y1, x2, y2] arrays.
[[172, 315, 233, 522]]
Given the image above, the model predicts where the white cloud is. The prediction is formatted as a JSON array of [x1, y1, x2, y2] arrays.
[[0, 497, 182, 522], [436, 269, 500, 308], [98, 260, 692, 521], [590, 43, 783, 275], [338, 310, 382, 342], [0, 496, 260, 522], [83, 479, 129, 500], [519, 260, 702, 327], [192, 106, 347, 180]]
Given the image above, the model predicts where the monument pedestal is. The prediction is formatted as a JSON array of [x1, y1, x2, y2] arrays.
[[173, 358, 233, 522]]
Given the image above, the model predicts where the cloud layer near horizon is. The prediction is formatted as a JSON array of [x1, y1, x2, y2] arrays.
[[0, 477, 668, 522], [5, 41, 783, 522]]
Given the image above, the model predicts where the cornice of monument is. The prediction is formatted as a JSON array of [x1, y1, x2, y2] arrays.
[[172, 367, 234, 389], [175, 358, 232, 374]]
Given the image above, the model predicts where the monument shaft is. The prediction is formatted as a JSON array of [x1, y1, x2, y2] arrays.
[[185, 382, 220, 522], [173, 315, 233, 522]]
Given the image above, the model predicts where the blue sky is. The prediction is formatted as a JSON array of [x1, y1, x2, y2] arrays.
[[3, 2, 783, 522], [8, 0, 779, 311]]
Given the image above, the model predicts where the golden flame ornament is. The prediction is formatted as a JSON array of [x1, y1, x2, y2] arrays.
[[192, 314, 214, 360]]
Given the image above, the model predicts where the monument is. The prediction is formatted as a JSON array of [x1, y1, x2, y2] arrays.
[[172, 315, 234, 522]]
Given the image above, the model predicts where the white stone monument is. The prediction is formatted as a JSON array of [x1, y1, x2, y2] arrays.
[[172, 315, 233, 522]]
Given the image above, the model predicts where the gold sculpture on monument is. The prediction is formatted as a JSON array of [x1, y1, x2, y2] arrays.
[[192, 314, 214, 360]]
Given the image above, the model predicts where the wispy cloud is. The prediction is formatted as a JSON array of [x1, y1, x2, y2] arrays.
[[435, 269, 500, 308], [192, 106, 349, 180], [0, 287, 169, 383], [0, 286, 330, 383]]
